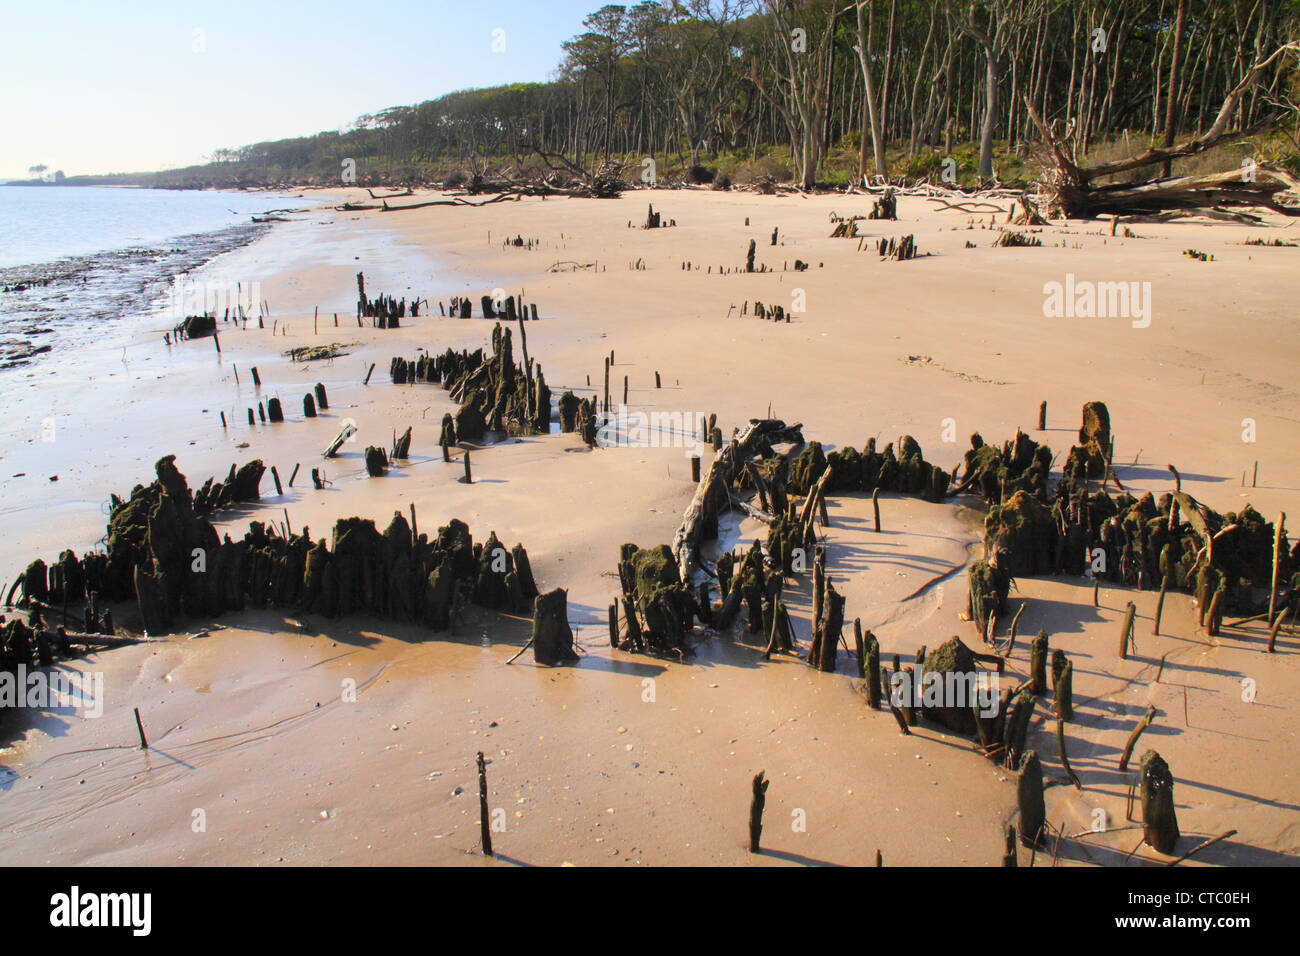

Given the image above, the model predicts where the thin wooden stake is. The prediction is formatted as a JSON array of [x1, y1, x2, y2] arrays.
[[749, 770, 769, 853], [1118, 705, 1157, 772], [476, 751, 493, 856]]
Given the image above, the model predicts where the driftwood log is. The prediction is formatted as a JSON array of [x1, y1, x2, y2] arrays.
[[670, 419, 804, 586]]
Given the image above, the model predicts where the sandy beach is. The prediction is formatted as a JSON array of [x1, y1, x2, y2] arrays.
[[1, 186, 1297, 866]]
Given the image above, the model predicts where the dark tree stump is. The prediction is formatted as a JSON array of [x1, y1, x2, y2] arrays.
[[532, 588, 579, 665], [1017, 750, 1046, 847], [1140, 750, 1180, 854]]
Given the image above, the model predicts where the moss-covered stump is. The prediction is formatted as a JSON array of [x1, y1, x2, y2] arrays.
[[438, 412, 457, 450], [1003, 690, 1036, 770], [766, 511, 802, 574], [532, 588, 579, 665], [918, 636, 980, 734], [985, 491, 1056, 576], [558, 391, 581, 432], [11, 454, 563, 650], [618, 543, 693, 654], [440, 323, 550, 441], [1029, 630, 1049, 695], [789, 442, 827, 495], [1140, 750, 1180, 854], [969, 559, 1009, 638], [1079, 401, 1111, 448], [1054, 658, 1074, 720], [808, 579, 845, 672], [951, 431, 1053, 505], [1017, 750, 1047, 847]]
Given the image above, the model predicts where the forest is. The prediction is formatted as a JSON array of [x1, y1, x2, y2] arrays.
[[52, 1, 1300, 193]]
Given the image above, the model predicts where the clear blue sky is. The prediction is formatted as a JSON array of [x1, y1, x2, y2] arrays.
[[0, 0, 605, 179]]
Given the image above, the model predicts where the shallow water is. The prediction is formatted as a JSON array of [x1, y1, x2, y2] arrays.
[[0, 186, 319, 369]]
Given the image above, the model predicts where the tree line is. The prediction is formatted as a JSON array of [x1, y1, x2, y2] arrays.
[[57, 1, 1300, 190]]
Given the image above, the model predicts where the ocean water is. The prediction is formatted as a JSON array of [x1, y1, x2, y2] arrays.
[[0, 185, 308, 269], [0, 186, 315, 368]]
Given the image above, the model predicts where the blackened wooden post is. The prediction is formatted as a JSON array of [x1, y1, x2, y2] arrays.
[[271, 466, 283, 496], [1140, 750, 1179, 854], [1119, 705, 1157, 772], [247, 408, 255, 426], [691, 456, 701, 482], [134, 707, 148, 749], [872, 488, 881, 532], [251, 366, 261, 387], [748, 770, 768, 853], [315, 382, 329, 410], [463, 452, 472, 484], [853, 618, 865, 679], [220, 411, 227, 428], [608, 602, 619, 649], [476, 751, 493, 857], [865, 632, 881, 709], [655, 371, 661, 388], [1270, 513, 1285, 627], [623, 375, 628, 405], [1002, 826, 1018, 866], [363, 363, 375, 386], [1038, 401, 1046, 430], [303, 394, 316, 418], [1119, 601, 1136, 658], [289, 463, 300, 487], [1152, 577, 1168, 635]]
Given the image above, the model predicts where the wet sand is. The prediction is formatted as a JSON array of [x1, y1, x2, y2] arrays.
[[1, 187, 1297, 865]]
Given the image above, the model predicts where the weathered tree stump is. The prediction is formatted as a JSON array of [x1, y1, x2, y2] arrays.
[[1053, 655, 1073, 720], [1017, 750, 1046, 847], [532, 588, 579, 665], [364, 446, 389, 476], [392, 426, 412, 459], [1029, 630, 1049, 695], [1140, 750, 1180, 854]]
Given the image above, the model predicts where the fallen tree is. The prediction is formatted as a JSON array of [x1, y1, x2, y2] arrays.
[[1027, 43, 1300, 219], [671, 418, 805, 586]]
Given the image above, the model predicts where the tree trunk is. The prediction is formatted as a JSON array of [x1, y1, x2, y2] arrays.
[[1161, 0, 1189, 177]]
